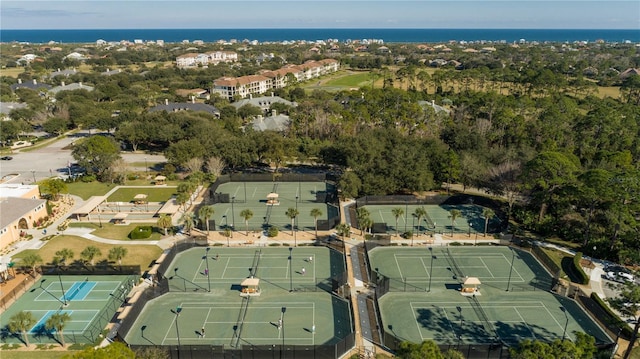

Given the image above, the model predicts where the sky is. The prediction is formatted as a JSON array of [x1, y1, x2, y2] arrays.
[[1, 0, 639, 30]]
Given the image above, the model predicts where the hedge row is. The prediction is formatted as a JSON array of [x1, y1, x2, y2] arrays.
[[572, 252, 590, 285], [589, 292, 634, 339]]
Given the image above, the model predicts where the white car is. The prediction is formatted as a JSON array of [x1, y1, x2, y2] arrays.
[[606, 271, 635, 283]]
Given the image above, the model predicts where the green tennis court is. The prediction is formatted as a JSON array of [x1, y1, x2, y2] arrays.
[[361, 204, 500, 234], [0, 274, 136, 345], [369, 246, 611, 346], [211, 181, 339, 232], [123, 247, 353, 347]]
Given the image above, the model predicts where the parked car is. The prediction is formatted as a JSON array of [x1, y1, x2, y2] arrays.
[[0, 156, 13, 160], [605, 271, 635, 283]]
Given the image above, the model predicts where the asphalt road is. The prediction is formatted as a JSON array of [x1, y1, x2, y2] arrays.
[[0, 131, 166, 184]]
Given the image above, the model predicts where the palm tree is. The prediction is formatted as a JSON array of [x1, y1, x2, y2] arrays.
[[54, 249, 74, 266], [310, 208, 323, 238], [413, 207, 427, 236], [360, 217, 373, 235], [449, 209, 462, 236], [157, 214, 173, 235], [108, 246, 128, 266], [21, 253, 42, 277], [335, 223, 350, 241], [285, 207, 299, 236], [180, 211, 195, 235], [482, 208, 496, 237], [80, 246, 101, 265], [198, 205, 215, 236], [356, 207, 371, 235], [391, 207, 404, 237], [240, 209, 253, 236], [8, 311, 36, 347], [45, 312, 71, 347]]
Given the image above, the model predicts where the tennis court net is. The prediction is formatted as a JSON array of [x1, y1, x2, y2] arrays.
[[251, 249, 262, 277], [424, 212, 435, 228], [469, 295, 497, 338], [446, 248, 464, 280], [232, 296, 251, 348]]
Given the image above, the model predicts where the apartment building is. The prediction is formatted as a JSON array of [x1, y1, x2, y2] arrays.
[[212, 59, 339, 100], [176, 51, 238, 68]]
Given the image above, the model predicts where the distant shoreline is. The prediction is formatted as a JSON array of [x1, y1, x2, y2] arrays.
[[2, 28, 639, 44]]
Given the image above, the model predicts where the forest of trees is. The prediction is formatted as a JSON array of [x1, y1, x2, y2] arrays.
[[1, 40, 639, 266]]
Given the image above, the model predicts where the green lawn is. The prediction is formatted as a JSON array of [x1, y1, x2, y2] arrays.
[[68, 222, 163, 240], [324, 72, 373, 87], [65, 181, 117, 200], [106, 187, 176, 203], [12, 235, 162, 268]]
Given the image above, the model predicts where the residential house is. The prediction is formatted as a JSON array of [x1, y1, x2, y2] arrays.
[[620, 68, 640, 80], [0, 102, 27, 121], [212, 75, 272, 101], [48, 68, 78, 78], [10, 79, 52, 92], [149, 99, 220, 118], [48, 82, 94, 95], [231, 94, 297, 113], [251, 110, 290, 132]]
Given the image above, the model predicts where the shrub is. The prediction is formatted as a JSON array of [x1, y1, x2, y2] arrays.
[[80, 174, 96, 182], [590, 292, 634, 339], [267, 226, 279, 237], [572, 252, 590, 285], [402, 231, 413, 239], [269, 242, 281, 246], [130, 226, 153, 239]]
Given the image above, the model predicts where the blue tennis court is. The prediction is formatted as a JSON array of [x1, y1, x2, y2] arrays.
[[63, 280, 96, 301]]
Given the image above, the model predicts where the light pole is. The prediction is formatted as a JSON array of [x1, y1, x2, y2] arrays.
[[288, 247, 293, 292], [404, 201, 408, 233], [561, 307, 569, 341], [506, 248, 515, 291], [231, 196, 236, 237], [474, 224, 478, 245], [57, 268, 68, 306], [30, 170, 36, 183], [281, 307, 287, 359], [428, 247, 434, 292], [295, 196, 299, 242], [468, 222, 471, 237], [205, 247, 211, 292], [174, 306, 182, 358], [144, 157, 148, 174], [560, 307, 570, 341]]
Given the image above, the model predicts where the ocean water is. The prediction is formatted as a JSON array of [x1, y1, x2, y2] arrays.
[[1, 28, 638, 44]]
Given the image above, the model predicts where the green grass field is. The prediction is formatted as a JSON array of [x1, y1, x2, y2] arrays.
[[324, 72, 373, 87], [67, 222, 163, 241], [12, 236, 162, 268], [106, 187, 176, 203]]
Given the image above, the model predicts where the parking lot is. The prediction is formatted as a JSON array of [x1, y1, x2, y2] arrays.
[[0, 131, 166, 184]]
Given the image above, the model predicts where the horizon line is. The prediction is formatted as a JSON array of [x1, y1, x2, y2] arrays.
[[2, 27, 639, 31]]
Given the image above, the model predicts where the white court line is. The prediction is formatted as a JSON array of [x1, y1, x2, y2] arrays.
[[394, 254, 403, 279], [221, 257, 231, 278], [419, 258, 431, 278], [514, 307, 537, 340], [233, 186, 241, 198], [252, 187, 257, 198], [378, 210, 384, 223], [479, 258, 495, 278], [542, 304, 571, 341]]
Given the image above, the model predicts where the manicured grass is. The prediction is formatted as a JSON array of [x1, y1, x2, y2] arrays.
[[106, 187, 176, 203], [66, 181, 117, 200], [12, 235, 162, 268], [540, 247, 570, 278], [68, 222, 163, 240]]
